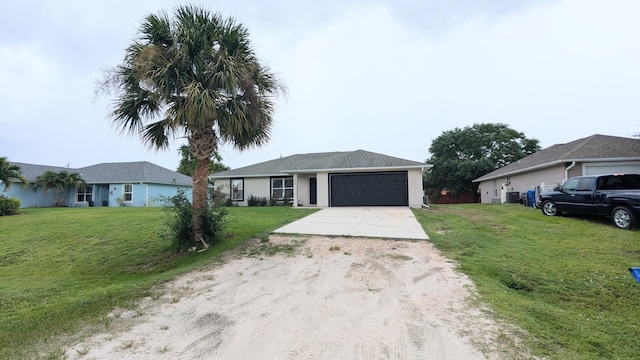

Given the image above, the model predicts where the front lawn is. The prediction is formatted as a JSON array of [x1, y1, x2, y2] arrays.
[[0, 206, 316, 359], [413, 204, 640, 360]]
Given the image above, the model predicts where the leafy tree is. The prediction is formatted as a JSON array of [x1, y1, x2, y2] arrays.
[[424, 123, 540, 200], [34, 170, 85, 206], [0, 157, 29, 191], [176, 144, 230, 177], [101, 5, 281, 248]]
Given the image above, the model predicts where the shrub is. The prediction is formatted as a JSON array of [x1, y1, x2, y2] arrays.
[[0, 195, 21, 216], [159, 190, 228, 251], [247, 195, 260, 206], [247, 195, 268, 206]]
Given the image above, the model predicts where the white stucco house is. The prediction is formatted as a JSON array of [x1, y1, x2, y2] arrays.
[[210, 150, 431, 208], [473, 134, 640, 204]]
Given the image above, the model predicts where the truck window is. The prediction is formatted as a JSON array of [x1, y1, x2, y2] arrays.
[[562, 178, 580, 191], [623, 175, 640, 189], [576, 177, 594, 191]]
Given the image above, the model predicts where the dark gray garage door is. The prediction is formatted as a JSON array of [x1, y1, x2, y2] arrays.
[[329, 171, 408, 206]]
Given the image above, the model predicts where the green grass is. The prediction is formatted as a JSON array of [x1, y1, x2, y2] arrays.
[[413, 204, 640, 360], [0, 206, 316, 359]]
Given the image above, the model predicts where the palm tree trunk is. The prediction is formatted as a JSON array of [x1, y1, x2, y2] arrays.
[[192, 157, 211, 245]]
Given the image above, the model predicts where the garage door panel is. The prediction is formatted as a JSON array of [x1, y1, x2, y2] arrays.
[[330, 172, 407, 206]]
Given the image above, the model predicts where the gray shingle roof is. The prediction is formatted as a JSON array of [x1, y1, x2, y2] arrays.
[[474, 134, 640, 182], [211, 150, 428, 178], [11, 161, 192, 186]]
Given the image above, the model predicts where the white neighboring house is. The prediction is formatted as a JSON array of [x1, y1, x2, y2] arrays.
[[210, 150, 431, 208], [473, 134, 640, 204]]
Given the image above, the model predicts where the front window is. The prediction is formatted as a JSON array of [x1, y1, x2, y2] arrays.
[[272, 177, 294, 200], [123, 184, 133, 202], [77, 186, 93, 203], [231, 179, 244, 201]]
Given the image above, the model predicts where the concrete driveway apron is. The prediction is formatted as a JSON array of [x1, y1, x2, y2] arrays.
[[273, 207, 429, 240]]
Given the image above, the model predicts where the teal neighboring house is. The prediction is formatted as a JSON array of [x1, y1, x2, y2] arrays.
[[5, 161, 192, 208]]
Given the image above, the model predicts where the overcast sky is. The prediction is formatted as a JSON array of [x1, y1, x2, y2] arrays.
[[1, 0, 639, 171]]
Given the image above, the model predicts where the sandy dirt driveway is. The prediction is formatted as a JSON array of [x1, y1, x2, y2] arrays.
[[66, 236, 528, 359]]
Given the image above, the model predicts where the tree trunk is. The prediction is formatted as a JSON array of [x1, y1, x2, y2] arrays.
[[192, 156, 211, 246]]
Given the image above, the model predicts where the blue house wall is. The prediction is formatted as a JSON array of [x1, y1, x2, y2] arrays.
[[3, 186, 72, 208], [106, 183, 192, 207], [4, 182, 192, 208]]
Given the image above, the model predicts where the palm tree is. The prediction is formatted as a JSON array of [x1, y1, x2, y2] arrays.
[[34, 170, 85, 206], [0, 157, 29, 191], [102, 5, 281, 246]]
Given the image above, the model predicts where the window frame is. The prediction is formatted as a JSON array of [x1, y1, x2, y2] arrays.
[[77, 185, 93, 203], [231, 178, 244, 201], [123, 184, 133, 202], [271, 176, 294, 200]]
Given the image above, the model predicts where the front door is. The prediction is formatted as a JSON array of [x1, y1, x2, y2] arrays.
[[309, 178, 317, 205]]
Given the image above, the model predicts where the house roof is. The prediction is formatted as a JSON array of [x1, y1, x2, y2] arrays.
[[211, 150, 429, 178], [11, 161, 192, 186], [473, 134, 640, 182]]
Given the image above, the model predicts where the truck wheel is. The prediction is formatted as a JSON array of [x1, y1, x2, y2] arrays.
[[541, 201, 558, 216], [612, 206, 636, 230]]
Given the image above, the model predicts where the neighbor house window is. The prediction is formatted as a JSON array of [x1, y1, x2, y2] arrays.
[[123, 184, 133, 202], [77, 186, 93, 203], [493, 180, 498, 198], [231, 179, 244, 201], [272, 177, 294, 200]]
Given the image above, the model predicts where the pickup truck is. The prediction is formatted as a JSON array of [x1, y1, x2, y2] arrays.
[[540, 174, 640, 229]]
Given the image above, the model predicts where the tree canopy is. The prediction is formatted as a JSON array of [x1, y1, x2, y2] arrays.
[[102, 5, 282, 247], [176, 144, 230, 177], [424, 123, 540, 199], [0, 157, 29, 191]]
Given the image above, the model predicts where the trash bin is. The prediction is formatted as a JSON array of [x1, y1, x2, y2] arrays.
[[527, 190, 536, 207], [88, 201, 94, 207]]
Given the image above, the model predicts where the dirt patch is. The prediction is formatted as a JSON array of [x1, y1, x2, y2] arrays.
[[65, 236, 532, 359]]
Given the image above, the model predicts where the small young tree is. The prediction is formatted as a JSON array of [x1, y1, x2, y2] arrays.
[[160, 189, 228, 252], [34, 171, 85, 206]]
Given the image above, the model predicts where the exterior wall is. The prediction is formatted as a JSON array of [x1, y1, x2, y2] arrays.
[[243, 177, 271, 206], [316, 172, 330, 207], [5, 181, 191, 208], [212, 178, 231, 196], [213, 168, 424, 208], [407, 168, 424, 208], [105, 183, 191, 207], [477, 165, 566, 204], [295, 174, 313, 206], [4, 185, 59, 207], [211, 177, 269, 206]]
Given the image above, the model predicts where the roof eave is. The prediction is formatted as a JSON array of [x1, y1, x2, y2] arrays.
[[210, 173, 284, 179], [282, 164, 431, 174], [210, 165, 431, 178]]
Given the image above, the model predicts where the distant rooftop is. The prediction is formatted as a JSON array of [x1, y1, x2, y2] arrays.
[[11, 161, 192, 186]]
